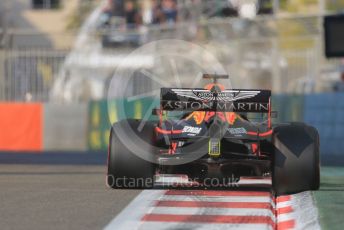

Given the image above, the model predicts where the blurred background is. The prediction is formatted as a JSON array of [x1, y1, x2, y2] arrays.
[[0, 0, 343, 158]]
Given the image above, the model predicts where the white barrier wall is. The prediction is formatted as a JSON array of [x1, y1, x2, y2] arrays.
[[44, 103, 88, 151]]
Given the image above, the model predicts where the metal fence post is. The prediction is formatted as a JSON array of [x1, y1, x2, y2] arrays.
[[272, 38, 282, 93], [0, 49, 5, 100]]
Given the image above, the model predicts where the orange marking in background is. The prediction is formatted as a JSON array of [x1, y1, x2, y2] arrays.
[[0, 103, 43, 151]]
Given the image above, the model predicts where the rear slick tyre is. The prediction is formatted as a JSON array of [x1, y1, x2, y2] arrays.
[[272, 123, 320, 195], [107, 119, 156, 189]]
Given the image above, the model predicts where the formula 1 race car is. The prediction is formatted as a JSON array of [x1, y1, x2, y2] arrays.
[[107, 74, 320, 195]]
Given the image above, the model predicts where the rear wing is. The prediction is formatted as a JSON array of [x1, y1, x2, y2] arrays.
[[160, 88, 271, 113]]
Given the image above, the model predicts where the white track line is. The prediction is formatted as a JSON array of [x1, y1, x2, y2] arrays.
[[104, 190, 165, 230]]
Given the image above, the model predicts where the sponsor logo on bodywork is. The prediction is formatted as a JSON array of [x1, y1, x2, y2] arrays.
[[182, 126, 202, 136], [171, 89, 261, 102], [162, 101, 269, 112], [228, 127, 247, 136]]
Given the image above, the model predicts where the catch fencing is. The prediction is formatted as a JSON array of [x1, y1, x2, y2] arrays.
[[0, 15, 340, 103], [0, 49, 68, 102]]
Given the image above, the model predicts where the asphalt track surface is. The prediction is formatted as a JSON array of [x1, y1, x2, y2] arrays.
[[0, 151, 141, 230], [0, 151, 343, 230]]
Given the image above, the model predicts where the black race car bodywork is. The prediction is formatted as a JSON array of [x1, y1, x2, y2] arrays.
[[154, 111, 272, 182], [107, 74, 320, 195]]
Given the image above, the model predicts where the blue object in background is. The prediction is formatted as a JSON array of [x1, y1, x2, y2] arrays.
[[274, 93, 342, 156], [302, 93, 341, 156]]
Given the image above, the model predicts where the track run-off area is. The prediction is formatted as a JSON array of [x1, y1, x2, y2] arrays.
[[105, 189, 319, 230], [0, 152, 343, 230]]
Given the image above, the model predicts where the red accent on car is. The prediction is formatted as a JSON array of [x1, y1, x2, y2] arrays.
[[225, 112, 237, 125], [204, 111, 215, 122], [204, 111, 226, 122], [204, 83, 226, 91], [155, 127, 183, 135], [168, 142, 178, 154], [185, 111, 206, 125], [251, 143, 258, 155], [216, 112, 226, 122], [247, 130, 273, 137]]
